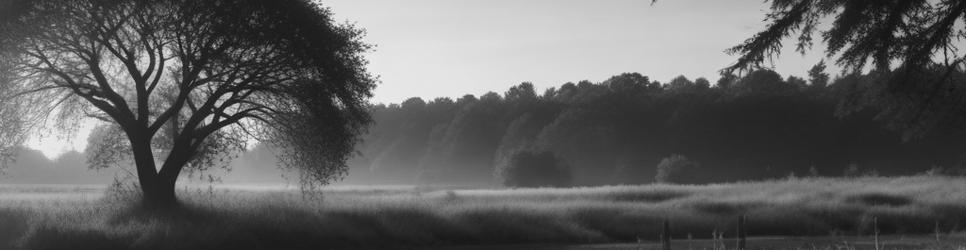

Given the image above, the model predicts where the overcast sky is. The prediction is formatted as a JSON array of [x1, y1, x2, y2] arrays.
[[324, 0, 830, 104], [28, 0, 833, 158]]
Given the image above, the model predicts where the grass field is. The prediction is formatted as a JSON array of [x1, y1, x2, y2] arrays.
[[4, 176, 966, 249]]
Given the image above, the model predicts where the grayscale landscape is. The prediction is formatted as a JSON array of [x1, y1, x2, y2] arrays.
[[2, 0, 966, 249]]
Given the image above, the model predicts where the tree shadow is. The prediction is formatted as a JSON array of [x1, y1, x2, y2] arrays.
[[21, 227, 132, 250], [72, 201, 388, 249], [0, 208, 28, 249]]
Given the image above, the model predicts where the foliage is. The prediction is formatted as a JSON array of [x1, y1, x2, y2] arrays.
[[347, 71, 966, 186], [727, 0, 966, 137], [0, 0, 375, 202], [807, 61, 829, 88], [498, 150, 571, 188], [725, 0, 966, 73], [654, 154, 700, 184], [0, 60, 24, 171]]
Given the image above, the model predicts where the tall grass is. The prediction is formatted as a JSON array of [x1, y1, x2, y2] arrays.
[[3, 176, 966, 249]]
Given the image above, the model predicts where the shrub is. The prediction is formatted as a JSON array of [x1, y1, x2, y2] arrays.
[[498, 150, 571, 188], [654, 154, 700, 184]]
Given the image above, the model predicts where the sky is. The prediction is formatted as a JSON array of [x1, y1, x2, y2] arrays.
[[26, 0, 833, 159], [322, 0, 831, 104]]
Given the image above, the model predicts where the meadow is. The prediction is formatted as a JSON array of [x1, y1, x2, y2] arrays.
[[3, 177, 966, 249]]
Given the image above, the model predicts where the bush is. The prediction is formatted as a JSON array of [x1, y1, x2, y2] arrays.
[[498, 150, 571, 188], [654, 154, 700, 184]]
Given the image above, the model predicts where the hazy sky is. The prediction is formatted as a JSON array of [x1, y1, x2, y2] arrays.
[[323, 0, 830, 104], [28, 0, 833, 158]]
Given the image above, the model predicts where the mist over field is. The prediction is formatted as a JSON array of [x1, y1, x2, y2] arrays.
[[7, 71, 966, 187], [4, 0, 966, 249], [5, 177, 966, 249], [0, 145, 288, 185]]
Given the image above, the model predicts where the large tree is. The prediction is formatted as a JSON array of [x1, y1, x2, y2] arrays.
[[0, 0, 375, 206], [726, 0, 966, 136]]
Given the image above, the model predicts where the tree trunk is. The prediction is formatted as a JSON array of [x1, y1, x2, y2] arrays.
[[152, 144, 193, 208], [143, 173, 179, 208], [129, 134, 181, 208]]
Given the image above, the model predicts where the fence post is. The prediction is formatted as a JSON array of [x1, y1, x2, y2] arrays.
[[712, 229, 718, 250], [874, 216, 880, 250], [936, 221, 941, 243], [736, 214, 747, 250], [662, 218, 671, 250]]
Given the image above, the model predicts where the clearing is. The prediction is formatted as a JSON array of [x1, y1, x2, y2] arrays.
[[2, 176, 966, 249]]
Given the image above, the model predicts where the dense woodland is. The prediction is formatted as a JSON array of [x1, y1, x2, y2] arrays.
[[341, 66, 966, 186], [5, 67, 966, 187]]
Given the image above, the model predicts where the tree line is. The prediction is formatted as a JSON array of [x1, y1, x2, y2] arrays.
[[14, 67, 964, 187], [339, 67, 966, 186]]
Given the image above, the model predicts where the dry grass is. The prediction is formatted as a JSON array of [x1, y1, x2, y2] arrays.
[[3, 176, 966, 249]]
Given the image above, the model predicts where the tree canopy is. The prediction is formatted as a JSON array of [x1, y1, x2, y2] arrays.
[[340, 70, 966, 186], [0, 0, 375, 205], [726, 0, 966, 136]]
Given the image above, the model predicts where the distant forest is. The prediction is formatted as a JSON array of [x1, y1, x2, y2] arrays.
[[338, 67, 966, 186], [6, 68, 966, 186]]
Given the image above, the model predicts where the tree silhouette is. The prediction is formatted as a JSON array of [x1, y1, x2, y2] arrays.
[[498, 150, 571, 188], [726, 0, 966, 73], [726, 0, 966, 136], [807, 61, 829, 89], [0, 0, 374, 207], [655, 154, 700, 184], [353, 70, 966, 185]]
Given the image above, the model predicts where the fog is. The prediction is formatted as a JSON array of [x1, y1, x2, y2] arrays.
[[7, 70, 966, 188]]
